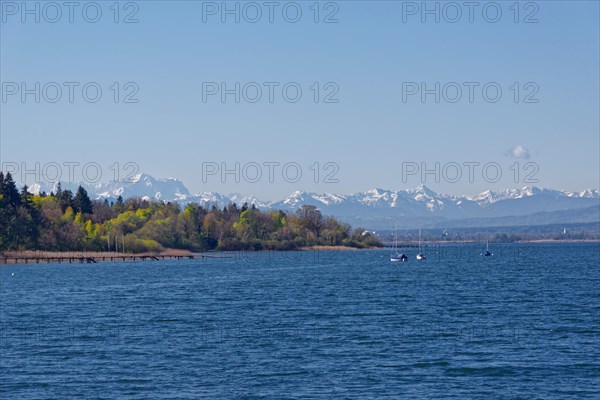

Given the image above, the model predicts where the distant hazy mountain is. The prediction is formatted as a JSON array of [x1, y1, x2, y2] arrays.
[[431, 204, 600, 229], [269, 186, 599, 229], [29, 173, 599, 230]]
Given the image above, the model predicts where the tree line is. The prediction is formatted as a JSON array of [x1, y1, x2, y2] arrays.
[[0, 172, 381, 252]]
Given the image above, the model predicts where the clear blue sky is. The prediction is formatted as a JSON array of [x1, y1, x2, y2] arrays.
[[1, 0, 598, 200]]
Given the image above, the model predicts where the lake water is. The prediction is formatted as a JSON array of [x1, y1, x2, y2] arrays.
[[1, 243, 599, 399]]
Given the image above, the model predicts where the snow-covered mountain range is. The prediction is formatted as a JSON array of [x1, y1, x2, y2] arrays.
[[29, 173, 600, 229]]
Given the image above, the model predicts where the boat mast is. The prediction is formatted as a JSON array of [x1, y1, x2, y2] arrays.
[[394, 219, 398, 252]]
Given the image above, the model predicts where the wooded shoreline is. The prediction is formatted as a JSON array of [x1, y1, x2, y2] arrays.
[[0, 172, 381, 254]]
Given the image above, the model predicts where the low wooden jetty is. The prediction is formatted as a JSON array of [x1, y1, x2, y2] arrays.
[[0, 252, 230, 265]]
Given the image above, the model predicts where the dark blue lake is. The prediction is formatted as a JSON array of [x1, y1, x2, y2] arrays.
[[1, 243, 599, 399]]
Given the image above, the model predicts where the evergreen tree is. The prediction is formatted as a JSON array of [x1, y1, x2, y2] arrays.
[[54, 182, 73, 211], [0, 171, 4, 198], [74, 186, 93, 214], [54, 182, 62, 197], [57, 188, 74, 212], [112, 195, 125, 213], [20, 185, 35, 209], [2, 172, 21, 207]]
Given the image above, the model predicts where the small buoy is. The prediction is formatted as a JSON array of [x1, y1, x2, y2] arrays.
[[11, 273, 15, 276]]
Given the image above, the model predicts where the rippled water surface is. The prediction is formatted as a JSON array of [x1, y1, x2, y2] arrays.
[[1, 244, 599, 399]]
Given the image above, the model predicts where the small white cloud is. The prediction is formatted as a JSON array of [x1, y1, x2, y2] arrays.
[[506, 145, 531, 159]]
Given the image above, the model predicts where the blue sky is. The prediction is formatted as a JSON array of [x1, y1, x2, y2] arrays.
[[1, 0, 598, 200]]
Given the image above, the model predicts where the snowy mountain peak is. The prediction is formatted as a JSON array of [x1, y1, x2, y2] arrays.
[[415, 184, 433, 193], [579, 188, 600, 198], [130, 173, 144, 183], [25, 173, 599, 230]]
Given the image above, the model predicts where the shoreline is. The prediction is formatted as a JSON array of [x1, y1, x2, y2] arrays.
[[0, 249, 198, 265], [515, 239, 600, 243], [0, 247, 375, 264], [298, 245, 381, 251], [381, 239, 600, 245], [2, 240, 598, 265]]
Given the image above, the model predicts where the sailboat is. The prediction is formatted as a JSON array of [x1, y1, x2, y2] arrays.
[[416, 228, 426, 260], [390, 219, 408, 262], [482, 227, 493, 256]]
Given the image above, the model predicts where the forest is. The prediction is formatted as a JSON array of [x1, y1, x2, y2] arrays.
[[0, 172, 382, 253]]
